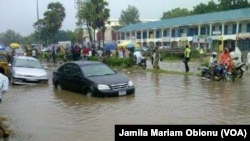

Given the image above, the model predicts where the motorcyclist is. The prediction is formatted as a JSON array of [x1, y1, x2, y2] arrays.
[[133, 51, 143, 65], [209, 52, 222, 76], [230, 46, 242, 66], [219, 47, 233, 72], [209, 52, 218, 67]]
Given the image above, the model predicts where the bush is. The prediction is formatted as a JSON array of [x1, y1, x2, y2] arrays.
[[102, 57, 134, 68]]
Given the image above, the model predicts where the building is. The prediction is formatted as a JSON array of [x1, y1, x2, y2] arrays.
[[117, 8, 250, 53], [96, 19, 158, 47]]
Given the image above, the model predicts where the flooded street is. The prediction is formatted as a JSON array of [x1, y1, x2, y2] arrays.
[[1, 63, 250, 141]]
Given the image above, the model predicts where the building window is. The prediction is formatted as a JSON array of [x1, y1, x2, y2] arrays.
[[143, 31, 147, 39], [136, 32, 141, 39], [188, 28, 193, 36], [163, 30, 168, 37], [193, 28, 198, 35], [233, 24, 237, 34], [201, 27, 206, 35], [171, 29, 176, 37], [239, 24, 242, 33], [156, 30, 161, 38], [247, 23, 250, 32], [224, 25, 228, 35]]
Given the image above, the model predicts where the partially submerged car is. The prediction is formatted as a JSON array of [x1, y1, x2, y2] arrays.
[[53, 61, 135, 97], [8, 56, 49, 84]]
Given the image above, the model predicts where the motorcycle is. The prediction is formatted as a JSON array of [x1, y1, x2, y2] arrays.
[[200, 64, 234, 82], [231, 59, 245, 78], [134, 56, 147, 69]]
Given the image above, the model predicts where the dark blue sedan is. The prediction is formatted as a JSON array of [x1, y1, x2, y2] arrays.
[[52, 61, 135, 97]]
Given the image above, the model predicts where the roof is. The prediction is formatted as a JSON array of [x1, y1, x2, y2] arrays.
[[118, 8, 250, 32]]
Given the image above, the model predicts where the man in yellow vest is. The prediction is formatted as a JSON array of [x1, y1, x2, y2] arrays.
[[183, 45, 191, 73], [199, 46, 204, 62]]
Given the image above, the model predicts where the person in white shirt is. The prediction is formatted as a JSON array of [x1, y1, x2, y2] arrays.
[[133, 51, 143, 65], [246, 51, 250, 71], [209, 52, 218, 67], [0, 72, 9, 103], [32, 49, 37, 58]]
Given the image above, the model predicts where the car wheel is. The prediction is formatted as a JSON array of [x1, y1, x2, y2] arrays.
[[54, 81, 63, 90], [86, 89, 93, 97], [9, 76, 15, 85]]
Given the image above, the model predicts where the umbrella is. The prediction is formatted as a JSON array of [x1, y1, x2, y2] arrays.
[[0, 45, 6, 50], [118, 41, 140, 49], [104, 42, 117, 50], [10, 43, 20, 48]]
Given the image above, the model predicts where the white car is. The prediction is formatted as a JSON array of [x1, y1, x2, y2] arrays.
[[9, 56, 48, 85]]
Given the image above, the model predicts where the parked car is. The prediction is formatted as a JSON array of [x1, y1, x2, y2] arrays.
[[52, 61, 135, 97], [0, 51, 11, 77], [159, 46, 171, 53], [8, 56, 49, 84], [41, 46, 52, 52]]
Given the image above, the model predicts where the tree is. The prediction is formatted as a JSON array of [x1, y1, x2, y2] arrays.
[[191, 1, 218, 15], [218, 0, 250, 10], [119, 5, 141, 25], [77, 0, 110, 46], [0, 30, 24, 46], [161, 8, 190, 19], [34, 2, 66, 44], [57, 30, 76, 43]]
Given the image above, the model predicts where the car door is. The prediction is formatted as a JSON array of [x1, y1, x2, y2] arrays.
[[58, 64, 74, 90], [70, 64, 84, 92]]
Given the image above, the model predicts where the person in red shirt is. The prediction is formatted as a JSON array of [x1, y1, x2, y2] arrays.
[[82, 46, 89, 60], [219, 47, 233, 72]]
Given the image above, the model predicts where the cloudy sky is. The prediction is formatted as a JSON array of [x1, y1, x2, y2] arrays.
[[0, 0, 212, 36]]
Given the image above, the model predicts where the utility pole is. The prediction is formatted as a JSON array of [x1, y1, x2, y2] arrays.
[[36, 0, 42, 50], [75, 0, 84, 45]]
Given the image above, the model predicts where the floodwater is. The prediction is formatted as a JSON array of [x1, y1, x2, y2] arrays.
[[1, 63, 250, 141]]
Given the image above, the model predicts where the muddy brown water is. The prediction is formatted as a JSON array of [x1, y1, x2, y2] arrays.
[[1, 63, 250, 141]]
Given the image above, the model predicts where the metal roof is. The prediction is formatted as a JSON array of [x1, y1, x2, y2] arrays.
[[118, 8, 250, 32]]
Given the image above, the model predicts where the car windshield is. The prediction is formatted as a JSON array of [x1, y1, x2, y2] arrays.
[[14, 59, 42, 68], [81, 64, 116, 77]]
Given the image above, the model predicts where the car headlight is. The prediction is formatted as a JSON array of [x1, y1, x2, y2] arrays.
[[128, 81, 133, 86], [97, 84, 110, 90]]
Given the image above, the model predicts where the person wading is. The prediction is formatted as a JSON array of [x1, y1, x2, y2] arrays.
[[183, 45, 191, 73]]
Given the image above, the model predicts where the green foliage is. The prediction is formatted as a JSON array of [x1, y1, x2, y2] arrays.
[[102, 57, 134, 68], [161, 0, 250, 19], [190, 49, 200, 58], [119, 5, 141, 25], [0, 30, 24, 46], [33, 2, 66, 44], [161, 8, 190, 19], [77, 0, 110, 42]]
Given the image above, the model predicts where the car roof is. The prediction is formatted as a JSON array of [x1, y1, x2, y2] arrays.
[[13, 56, 38, 60], [69, 61, 104, 66]]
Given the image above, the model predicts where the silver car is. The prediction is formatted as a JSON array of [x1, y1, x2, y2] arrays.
[[9, 56, 48, 84]]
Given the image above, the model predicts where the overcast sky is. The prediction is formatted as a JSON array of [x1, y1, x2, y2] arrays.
[[0, 0, 211, 36]]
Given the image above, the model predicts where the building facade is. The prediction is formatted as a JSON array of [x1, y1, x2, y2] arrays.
[[117, 8, 250, 53]]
